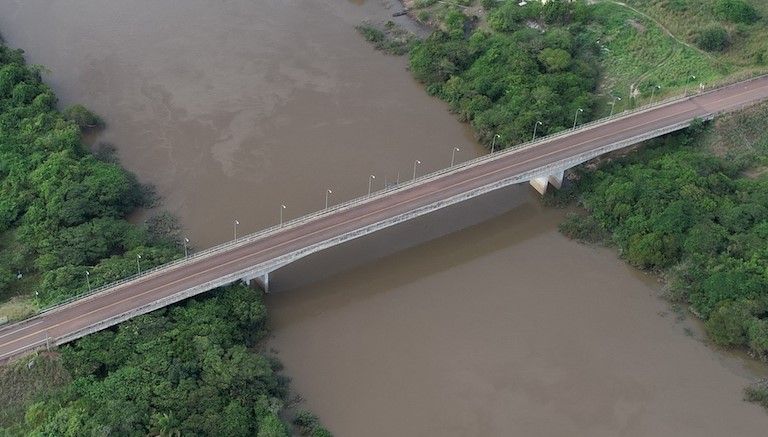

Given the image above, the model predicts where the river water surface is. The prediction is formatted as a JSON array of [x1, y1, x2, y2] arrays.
[[0, 0, 766, 435]]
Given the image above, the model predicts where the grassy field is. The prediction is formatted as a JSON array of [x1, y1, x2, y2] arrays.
[[0, 297, 37, 324], [590, 2, 732, 107], [621, 0, 768, 67], [0, 354, 71, 429], [599, 0, 768, 104]]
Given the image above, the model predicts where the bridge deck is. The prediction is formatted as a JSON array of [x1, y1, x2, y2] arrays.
[[3, 75, 768, 361]]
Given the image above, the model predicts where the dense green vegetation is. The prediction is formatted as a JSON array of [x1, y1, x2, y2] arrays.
[[0, 285, 321, 436], [559, 105, 768, 360], [397, 0, 768, 149], [368, 0, 768, 409], [0, 40, 181, 320], [408, 1, 599, 149]]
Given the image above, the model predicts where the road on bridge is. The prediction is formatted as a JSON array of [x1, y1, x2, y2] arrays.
[[3, 76, 768, 361]]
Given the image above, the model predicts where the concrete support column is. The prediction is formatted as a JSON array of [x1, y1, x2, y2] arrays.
[[255, 272, 269, 294], [243, 272, 270, 293], [529, 170, 565, 195], [548, 170, 565, 190]]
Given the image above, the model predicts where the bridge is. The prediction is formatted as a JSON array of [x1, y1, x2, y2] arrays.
[[2, 75, 768, 361]]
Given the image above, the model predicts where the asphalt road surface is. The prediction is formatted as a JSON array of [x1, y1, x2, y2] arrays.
[[3, 75, 768, 361]]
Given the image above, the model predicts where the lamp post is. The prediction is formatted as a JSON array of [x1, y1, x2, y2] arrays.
[[183, 237, 189, 258], [684, 74, 696, 96], [413, 159, 421, 180], [368, 174, 376, 196], [491, 134, 500, 153], [325, 189, 332, 209], [572, 108, 583, 129], [136, 254, 142, 275], [451, 147, 460, 167], [650, 85, 661, 105], [280, 205, 286, 227], [85, 271, 91, 292], [532, 121, 542, 142], [234, 220, 239, 241], [609, 96, 621, 118]]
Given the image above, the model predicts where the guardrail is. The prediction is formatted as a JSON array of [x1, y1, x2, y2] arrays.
[[29, 73, 768, 318]]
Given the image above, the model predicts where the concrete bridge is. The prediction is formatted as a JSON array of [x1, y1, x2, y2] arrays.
[[2, 75, 768, 361]]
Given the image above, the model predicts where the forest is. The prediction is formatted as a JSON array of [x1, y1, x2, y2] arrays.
[[408, 1, 599, 149], [401, 0, 768, 404], [0, 41, 184, 316], [559, 109, 768, 360]]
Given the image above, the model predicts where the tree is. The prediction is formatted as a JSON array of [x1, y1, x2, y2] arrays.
[[538, 48, 572, 72], [705, 300, 752, 347], [149, 412, 181, 437], [257, 413, 288, 437]]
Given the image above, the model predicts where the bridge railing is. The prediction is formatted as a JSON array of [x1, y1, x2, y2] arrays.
[[33, 73, 768, 317]]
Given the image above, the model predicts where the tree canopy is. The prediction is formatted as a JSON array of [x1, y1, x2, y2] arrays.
[[564, 120, 768, 358], [0, 40, 177, 309], [408, 1, 598, 149]]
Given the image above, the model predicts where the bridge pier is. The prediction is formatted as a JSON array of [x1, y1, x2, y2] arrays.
[[529, 170, 565, 195], [242, 272, 270, 293]]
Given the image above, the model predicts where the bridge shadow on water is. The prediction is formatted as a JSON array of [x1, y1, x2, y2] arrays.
[[268, 183, 559, 295]]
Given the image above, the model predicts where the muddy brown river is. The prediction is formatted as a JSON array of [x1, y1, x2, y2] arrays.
[[0, 0, 766, 435]]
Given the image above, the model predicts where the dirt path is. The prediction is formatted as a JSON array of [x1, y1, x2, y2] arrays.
[[600, 1, 716, 97], [605, 1, 710, 57]]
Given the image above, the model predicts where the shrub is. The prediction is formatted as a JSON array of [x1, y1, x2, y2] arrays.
[[293, 410, 319, 434], [714, 0, 759, 24], [745, 378, 768, 408], [312, 428, 334, 437], [696, 26, 729, 52], [355, 25, 384, 43], [558, 212, 611, 244], [62, 104, 104, 129]]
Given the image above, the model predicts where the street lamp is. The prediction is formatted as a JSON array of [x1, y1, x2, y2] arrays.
[[325, 189, 332, 209], [136, 254, 142, 275], [609, 96, 621, 118], [280, 205, 286, 227], [572, 108, 583, 129], [85, 271, 91, 292], [451, 147, 460, 167], [491, 134, 500, 153], [413, 159, 421, 180], [234, 220, 239, 241], [650, 85, 661, 105], [368, 174, 376, 196], [684, 74, 696, 96], [183, 237, 189, 258], [532, 121, 543, 142]]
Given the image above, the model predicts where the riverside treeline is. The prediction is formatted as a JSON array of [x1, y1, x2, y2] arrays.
[[561, 111, 768, 361], [406, 0, 768, 356], [0, 39, 330, 436], [402, 0, 768, 404], [0, 42, 180, 310]]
